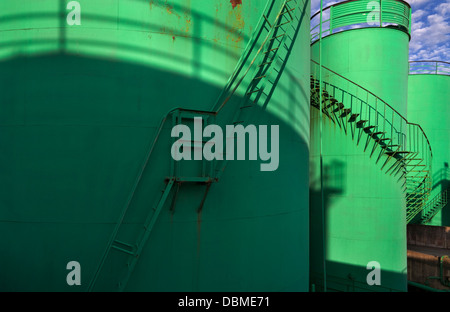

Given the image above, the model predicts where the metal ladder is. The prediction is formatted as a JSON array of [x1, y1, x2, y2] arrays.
[[214, 0, 304, 178]]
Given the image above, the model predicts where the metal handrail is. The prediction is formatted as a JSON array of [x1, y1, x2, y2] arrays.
[[409, 61, 450, 76], [311, 60, 432, 156], [310, 0, 411, 43], [418, 187, 449, 224]]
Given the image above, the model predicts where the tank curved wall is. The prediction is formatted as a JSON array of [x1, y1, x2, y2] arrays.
[[311, 27, 410, 116], [0, 0, 311, 291], [309, 26, 409, 291], [408, 73, 450, 226]]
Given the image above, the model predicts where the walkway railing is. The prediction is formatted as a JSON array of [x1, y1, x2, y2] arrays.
[[409, 61, 450, 76]]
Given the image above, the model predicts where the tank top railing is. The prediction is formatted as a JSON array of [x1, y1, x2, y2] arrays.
[[409, 61, 450, 76], [310, 0, 411, 43]]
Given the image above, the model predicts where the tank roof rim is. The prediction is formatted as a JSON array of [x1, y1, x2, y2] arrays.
[[310, 26, 411, 47]]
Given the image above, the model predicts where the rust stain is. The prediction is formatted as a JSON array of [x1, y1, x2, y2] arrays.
[[184, 18, 192, 32], [230, 0, 242, 9], [165, 3, 182, 18], [226, 4, 245, 46]]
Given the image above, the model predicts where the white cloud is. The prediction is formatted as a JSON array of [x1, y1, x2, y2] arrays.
[[409, 2, 450, 60], [404, 0, 431, 6], [411, 9, 426, 21], [436, 0, 450, 16]]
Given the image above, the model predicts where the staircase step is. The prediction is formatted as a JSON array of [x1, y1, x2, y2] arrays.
[[325, 99, 338, 108], [385, 151, 410, 156], [364, 126, 376, 132], [348, 113, 360, 122], [341, 108, 352, 117], [371, 131, 386, 137], [356, 120, 368, 125]]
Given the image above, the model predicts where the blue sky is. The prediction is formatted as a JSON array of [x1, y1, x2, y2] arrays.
[[310, 0, 450, 61]]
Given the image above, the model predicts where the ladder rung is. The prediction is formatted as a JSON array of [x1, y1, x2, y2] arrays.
[[259, 61, 273, 67], [112, 244, 135, 256], [281, 7, 296, 15], [275, 21, 291, 28], [264, 47, 279, 54], [254, 75, 266, 80], [270, 34, 285, 41], [175, 177, 214, 183], [263, 15, 272, 28], [247, 89, 260, 95]]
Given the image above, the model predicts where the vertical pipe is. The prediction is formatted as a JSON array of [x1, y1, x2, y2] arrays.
[[319, 0, 327, 293]]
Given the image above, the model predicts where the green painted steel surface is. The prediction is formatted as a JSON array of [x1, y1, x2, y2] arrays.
[[311, 27, 410, 116], [309, 66, 408, 292], [0, 0, 311, 291], [408, 72, 450, 226], [310, 112, 407, 291], [309, 20, 411, 291]]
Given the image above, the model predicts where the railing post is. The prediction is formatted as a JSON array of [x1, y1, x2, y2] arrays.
[[379, 0, 382, 28], [409, 8, 411, 34], [330, 6, 333, 34], [374, 97, 377, 126]]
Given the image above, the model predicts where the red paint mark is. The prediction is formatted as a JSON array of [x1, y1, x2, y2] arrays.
[[230, 0, 242, 9], [172, 36, 176, 41]]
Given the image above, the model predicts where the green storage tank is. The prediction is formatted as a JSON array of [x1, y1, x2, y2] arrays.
[[0, 0, 311, 291], [407, 61, 450, 226], [309, 0, 414, 291]]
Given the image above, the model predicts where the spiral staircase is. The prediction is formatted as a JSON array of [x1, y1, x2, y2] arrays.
[[310, 60, 433, 224]]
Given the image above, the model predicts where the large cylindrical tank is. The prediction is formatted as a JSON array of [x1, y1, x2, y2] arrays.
[[407, 62, 450, 226], [0, 0, 311, 291], [309, 0, 411, 291], [310, 28, 409, 116]]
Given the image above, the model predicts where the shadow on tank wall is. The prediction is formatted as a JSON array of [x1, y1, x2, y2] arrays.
[[0, 0, 313, 291], [0, 49, 310, 291], [310, 158, 407, 291], [308, 108, 408, 291], [432, 163, 450, 225]]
